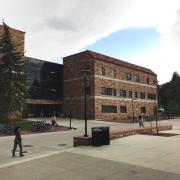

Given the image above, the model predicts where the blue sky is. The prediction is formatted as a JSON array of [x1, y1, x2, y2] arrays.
[[84, 27, 160, 60]]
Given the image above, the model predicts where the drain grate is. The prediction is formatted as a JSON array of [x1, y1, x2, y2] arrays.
[[57, 144, 67, 146], [23, 145, 34, 147]]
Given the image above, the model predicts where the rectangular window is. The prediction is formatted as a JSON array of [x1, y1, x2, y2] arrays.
[[147, 78, 149, 84], [129, 91, 132, 98], [101, 87, 116, 96], [112, 70, 117, 78], [134, 75, 140, 82], [125, 73, 132, 80], [101, 67, 105, 75], [153, 80, 156, 85], [120, 106, 127, 113], [86, 87, 90, 95], [140, 92, 145, 99], [135, 92, 138, 98], [141, 107, 146, 113], [147, 93, 156, 100], [102, 105, 117, 113], [120, 89, 126, 97]]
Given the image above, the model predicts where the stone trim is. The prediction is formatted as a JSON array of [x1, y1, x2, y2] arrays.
[[94, 75, 156, 88], [64, 96, 157, 103], [64, 75, 156, 88]]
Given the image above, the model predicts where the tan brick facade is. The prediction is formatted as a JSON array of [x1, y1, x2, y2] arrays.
[[63, 50, 157, 122]]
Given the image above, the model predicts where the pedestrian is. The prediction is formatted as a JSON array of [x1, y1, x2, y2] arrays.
[[12, 126, 24, 157], [139, 115, 144, 127]]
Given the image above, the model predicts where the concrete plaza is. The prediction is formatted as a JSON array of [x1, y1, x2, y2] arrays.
[[0, 118, 180, 179]]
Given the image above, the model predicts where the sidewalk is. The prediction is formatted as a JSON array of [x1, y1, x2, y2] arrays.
[[0, 118, 180, 179]]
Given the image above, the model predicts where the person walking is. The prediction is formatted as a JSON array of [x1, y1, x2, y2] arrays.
[[12, 126, 24, 157], [139, 115, 144, 127]]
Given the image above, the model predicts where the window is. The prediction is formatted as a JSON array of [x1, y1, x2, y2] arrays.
[[102, 105, 117, 113], [134, 75, 140, 82], [86, 87, 90, 95], [101, 87, 116, 96], [141, 107, 146, 113], [140, 92, 145, 99], [112, 70, 117, 78], [147, 93, 156, 100], [147, 78, 149, 84], [120, 106, 127, 113], [125, 73, 132, 80], [129, 91, 132, 98], [101, 67, 105, 75], [135, 92, 138, 98], [120, 89, 126, 97], [153, 80, 156, 85]]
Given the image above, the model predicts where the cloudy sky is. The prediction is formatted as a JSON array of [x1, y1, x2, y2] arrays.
[[0, 0, 180, 84]]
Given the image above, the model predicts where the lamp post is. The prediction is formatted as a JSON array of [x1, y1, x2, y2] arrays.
[[69, 96, 72, 129], [155, 81, 159, 134], [80, 69, 90, 137], [132, 97, 135, 123]]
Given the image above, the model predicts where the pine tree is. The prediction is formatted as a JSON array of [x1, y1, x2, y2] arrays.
[[0, 23, 26, 122]]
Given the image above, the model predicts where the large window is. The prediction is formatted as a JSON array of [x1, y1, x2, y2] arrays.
[[147, 78, 149, 84], [101, 67, 105, 75], [140, 92, 145, 99], [147, 93, 156, 100], [141, 107, 146, 113], [112, 70, 117, 78], [120, 89, 126, 97], [120, 106, 127, 113], [86, 87, 90, 95], [129, 91, 132, 98], [102, 105, 117, 113], [101, 87, 116, 96], [134, 75, 140, 82], [135, 92, 138, 98], [125, 73, 132, 80]]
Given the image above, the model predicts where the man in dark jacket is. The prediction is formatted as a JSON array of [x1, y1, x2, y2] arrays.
[[12, 126, 24, 157]]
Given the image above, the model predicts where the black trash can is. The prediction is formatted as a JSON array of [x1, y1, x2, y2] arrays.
[[99, 126, 110, 145], [91, 128, 103, 146]]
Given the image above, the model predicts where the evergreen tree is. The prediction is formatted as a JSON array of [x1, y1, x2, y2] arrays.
[[159, 71, 180, 116], [0, 23, 26, 122]]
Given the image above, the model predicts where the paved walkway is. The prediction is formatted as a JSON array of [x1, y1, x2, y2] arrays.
[[0, 118, 180, 179]]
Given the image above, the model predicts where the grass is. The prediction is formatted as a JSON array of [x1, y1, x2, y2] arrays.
[[13, 121, 34, 130], [0, 120, 33, 130]]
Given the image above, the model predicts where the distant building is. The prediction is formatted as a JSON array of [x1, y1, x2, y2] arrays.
[[63, 50, 157, 122], [25, 57, 63, 117]]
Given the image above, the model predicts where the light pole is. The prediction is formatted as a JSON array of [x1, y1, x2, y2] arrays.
[[155, 81, 159, 134], [132, 97, 135, 123], [80, 69, 90, 137], [69, 96, 72, 129]]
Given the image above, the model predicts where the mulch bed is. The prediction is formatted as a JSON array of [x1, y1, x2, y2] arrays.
[[0, 125, 72, 137]]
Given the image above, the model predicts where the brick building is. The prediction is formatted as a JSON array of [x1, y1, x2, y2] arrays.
[[63, 50, 157, 122], [0, 24, 63, 118], [0, 23, 25, 59]]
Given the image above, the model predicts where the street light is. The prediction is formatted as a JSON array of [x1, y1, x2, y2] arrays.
[[80, 69, 90, 137], [69, 96, 72, 129], [155, 80, 159, 134], [132, 97, 136, 123]]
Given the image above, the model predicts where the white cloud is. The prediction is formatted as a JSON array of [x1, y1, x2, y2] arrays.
[[0, 0, 180, 83]]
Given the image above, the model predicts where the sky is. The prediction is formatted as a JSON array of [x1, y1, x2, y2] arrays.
[[0, 0, 180, 84]]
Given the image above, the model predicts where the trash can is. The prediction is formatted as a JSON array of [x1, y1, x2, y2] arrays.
[[91, 128, 103, 146], [99, 126, 110, 145]]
